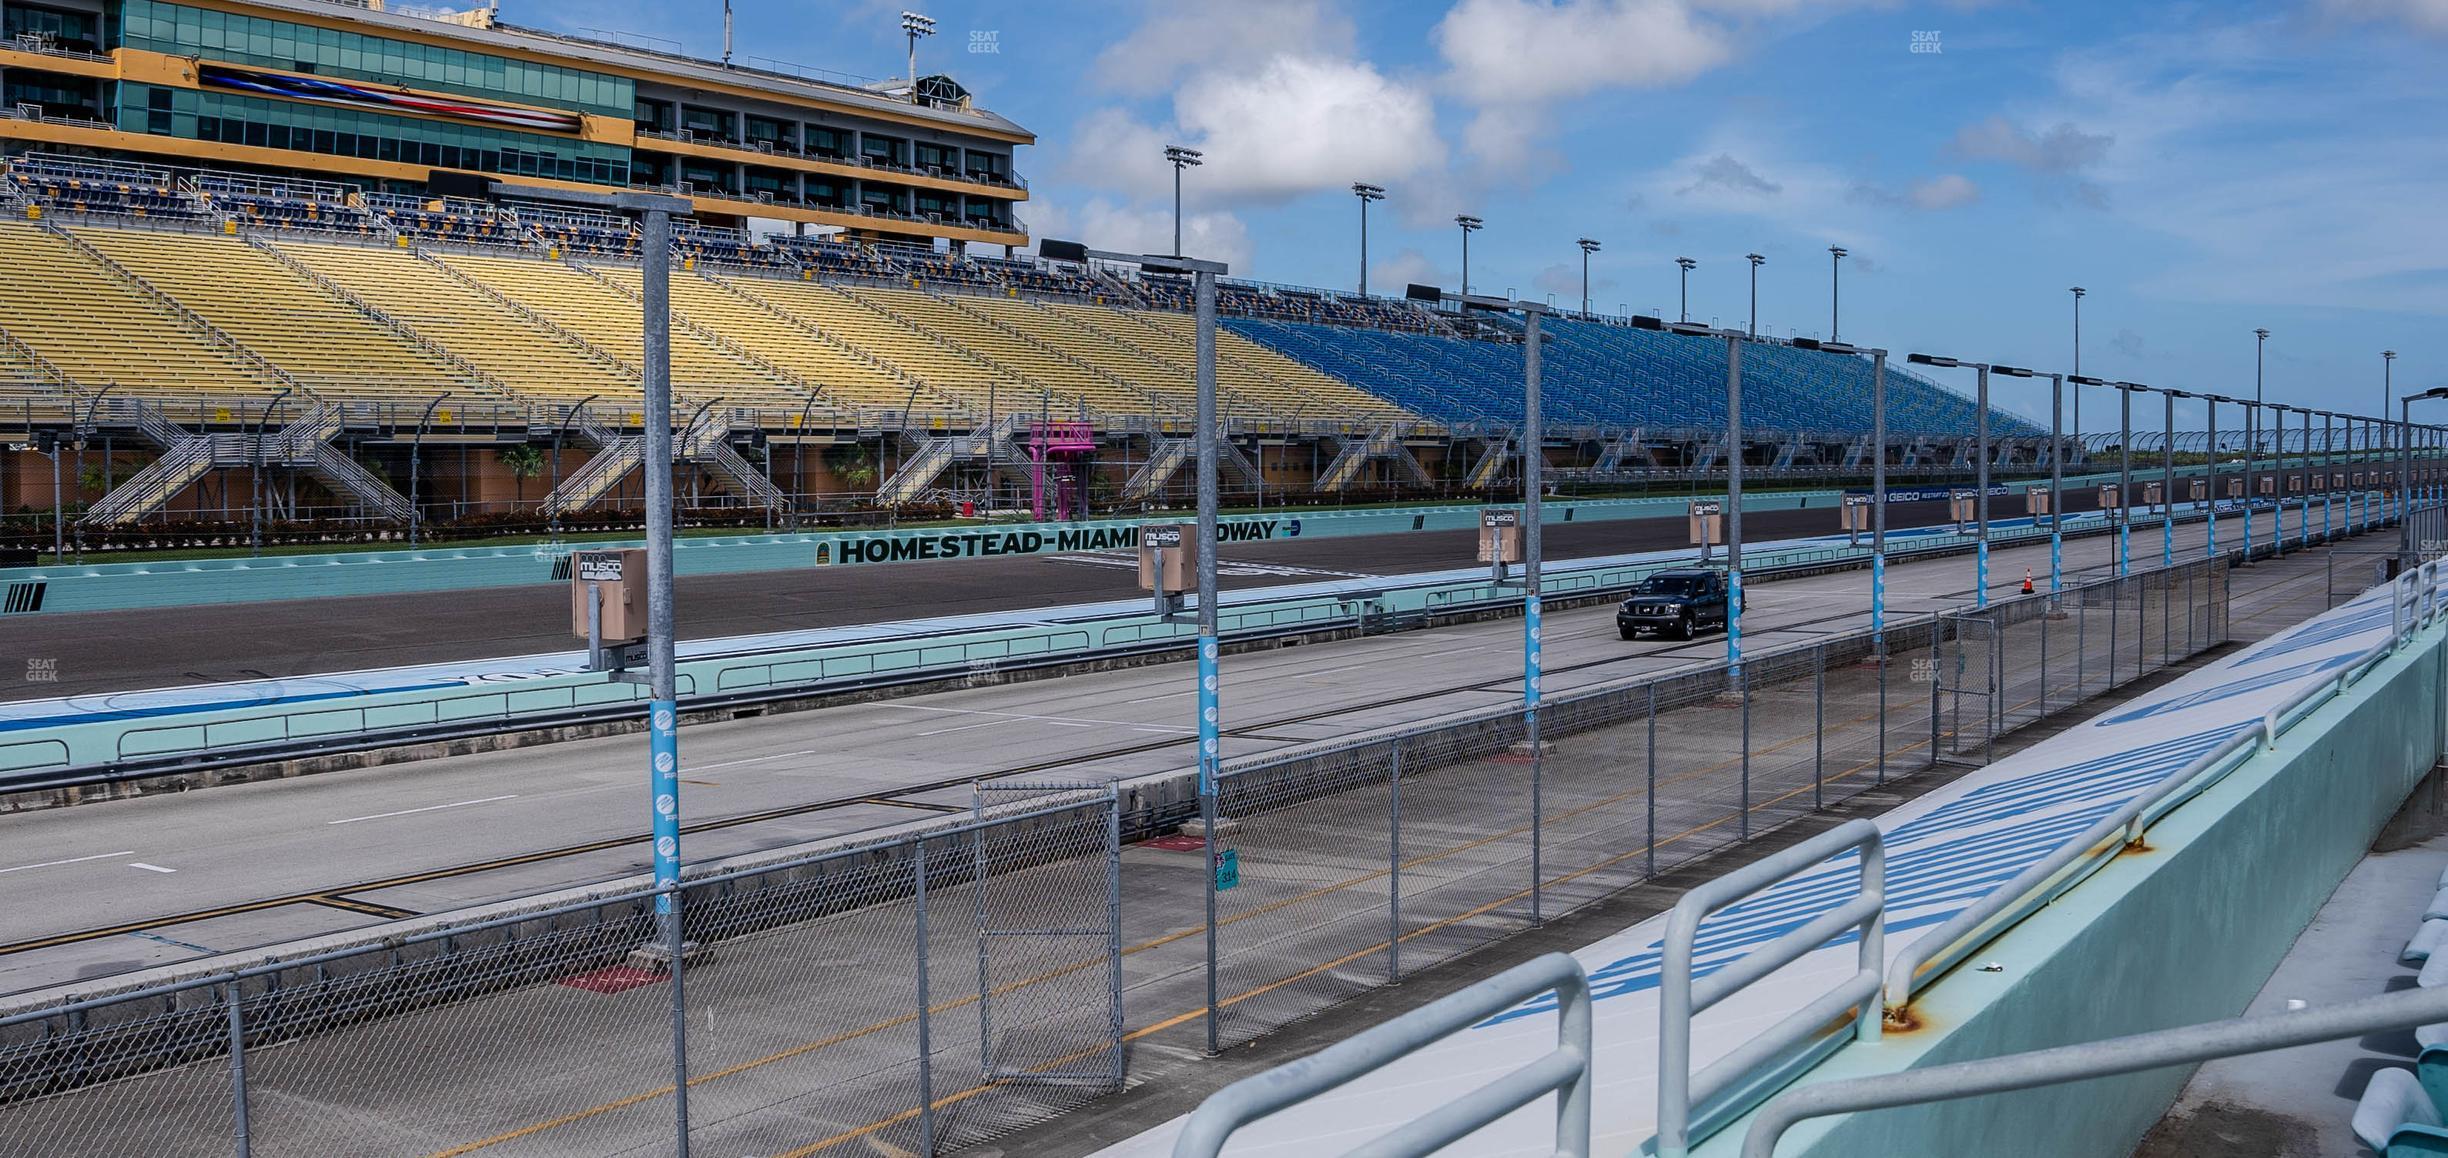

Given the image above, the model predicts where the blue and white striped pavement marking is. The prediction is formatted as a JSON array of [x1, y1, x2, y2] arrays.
[[1094, 552, 2410, 1158]]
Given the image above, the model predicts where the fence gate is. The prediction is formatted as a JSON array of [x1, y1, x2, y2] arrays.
[[968, 783, 1125, 1094], [1933, 612, 1999, 764]]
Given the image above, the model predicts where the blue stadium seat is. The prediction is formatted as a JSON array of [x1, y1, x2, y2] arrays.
[[2405, 920, 2448, 965], [1218, 314, 2038, 436], [2355, 1068, 2448, 1155]]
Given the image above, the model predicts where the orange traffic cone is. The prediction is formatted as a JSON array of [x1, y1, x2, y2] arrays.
[[2020, 567, 2035, 594]]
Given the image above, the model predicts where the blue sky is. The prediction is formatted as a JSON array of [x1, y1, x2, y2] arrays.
[[525, 0, 2447, 433]]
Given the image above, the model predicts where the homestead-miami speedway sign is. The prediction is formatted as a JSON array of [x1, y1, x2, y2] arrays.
[[820, 518, 1301, 565]]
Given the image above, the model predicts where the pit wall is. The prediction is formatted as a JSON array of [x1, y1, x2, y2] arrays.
[[1715, 606, 2448, 1158], [0, 457, 2323, 614], [0, 492, 1836, 614]]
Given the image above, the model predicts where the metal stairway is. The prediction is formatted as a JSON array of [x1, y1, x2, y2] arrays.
[[680, 418, 786, 510], [876, 432, 959, 505], [80, 402, 412, 526], [540, 435, 644, 515], [1120, 433, 1260, 501], [1314, 423, 1427, 493], [1466, 430, 1516, 489]]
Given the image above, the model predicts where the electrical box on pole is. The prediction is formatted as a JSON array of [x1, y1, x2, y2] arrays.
[[1479, 507, 1523, 584], [1139, 523, 1196, 620], [571, 548, 648, 677], [1688, 500, 1723, 560]]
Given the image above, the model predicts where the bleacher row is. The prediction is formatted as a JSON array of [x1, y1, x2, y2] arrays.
[[0, 153, 2017, 438], [2354, 869, 2448, 1154]]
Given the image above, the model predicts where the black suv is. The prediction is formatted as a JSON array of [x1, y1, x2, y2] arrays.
[[1618, 569, 1732, 640]]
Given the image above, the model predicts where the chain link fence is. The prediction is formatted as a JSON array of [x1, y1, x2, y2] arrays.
[[0, 558, 2232, 1157]]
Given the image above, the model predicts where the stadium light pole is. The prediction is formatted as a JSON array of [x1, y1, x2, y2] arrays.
[[1676, 257, 1697, 323], [249, 387, 290, 558], [2200, 393, 2219, 559], [899, 10, 934, 92], [1988, 364, 2050, 591], [407, 390, 448, 547], [1456, 214, 1483, 296], [69, 383, 115, 563], [1352, 182, 1384, 296], [1827, 246, 1847, 341], [1801, 336, 1893, 649], [2402, 388, 2448, 564], [2069, 288, 2085, 444], [548, 393, 601, 541], [2159, 387, 2176, 568], [1163, 145, 1203, 258], [1645, 316, 1750, 671], [1045, 237, 1229, 1043], [496, 180, 696, 1151], [1907, 354, 2010, 607], [2322, 410, 2336, 543], [1577, 237, 1600, 318], [1745, 252, 1764, 337], [2072, 375, 2134, 573]]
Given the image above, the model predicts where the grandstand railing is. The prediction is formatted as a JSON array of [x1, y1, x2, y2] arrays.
[[1655, 821, 1885, 1158], [1171, 953, 1594, 1158]]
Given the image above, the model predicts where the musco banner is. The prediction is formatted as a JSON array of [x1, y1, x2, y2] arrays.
[[820, 518, 1297, 566]]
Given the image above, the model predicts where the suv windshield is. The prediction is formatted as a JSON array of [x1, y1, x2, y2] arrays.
[[1638, 575, 1706, 597]]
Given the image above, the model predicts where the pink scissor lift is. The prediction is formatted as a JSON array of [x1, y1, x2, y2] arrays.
[[1029, 419, 1097, 521]]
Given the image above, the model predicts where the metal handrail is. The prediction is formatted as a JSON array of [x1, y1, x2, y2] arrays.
[[1656, 819, 1885, 1158], [1880, 557, 2444, 1016], [1171, 952, 1593, 1158], [1742, 983, 2448, 1157]]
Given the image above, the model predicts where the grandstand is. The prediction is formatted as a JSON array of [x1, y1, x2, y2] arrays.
[[0, 153, 2026, 533]]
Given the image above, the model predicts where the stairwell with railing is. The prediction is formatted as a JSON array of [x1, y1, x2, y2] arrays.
[[1315, 423, 1429, 492], [678, 416, 785, 510]]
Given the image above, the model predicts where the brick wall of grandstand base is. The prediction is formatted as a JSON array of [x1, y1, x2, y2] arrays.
[[0, 554, 2233, 1157]]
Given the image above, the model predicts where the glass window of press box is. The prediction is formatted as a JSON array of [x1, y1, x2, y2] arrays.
[[119, 0, 633, 117], [6, 4, 102, 53], [122, 82, 629, 185]]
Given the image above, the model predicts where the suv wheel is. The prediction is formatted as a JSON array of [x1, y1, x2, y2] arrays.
[[1676, 611, 1695, 640]]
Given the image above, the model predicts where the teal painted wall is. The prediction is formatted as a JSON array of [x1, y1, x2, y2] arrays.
[[0, 492, 1841, 615]]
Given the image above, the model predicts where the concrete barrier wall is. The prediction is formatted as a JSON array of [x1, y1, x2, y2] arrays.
[[0, 493, 1842, 615], [1755, 617, 2446, 1158]]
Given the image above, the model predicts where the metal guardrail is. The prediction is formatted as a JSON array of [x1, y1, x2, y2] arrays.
[[1656, 820, 1885, 1158], [1170, 952, 1594, 1158], [1739, 983, 2448, 1157]]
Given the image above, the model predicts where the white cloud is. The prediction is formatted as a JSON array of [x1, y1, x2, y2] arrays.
[[1434, 0, 1737, 167], [2013, 21, 2448, 314], [1373, 247, 1445, 294], [1910, 173, 1981, 210], [1679, 153, 1783, 197], [2321, 0, 2448, 36], [1852, 173, 1981, 211], [1026, 197, 1254, 271], [1064, 55, 1443, 208], [1948, 116, 2113, 173], [1089, 0, 1357, 95]]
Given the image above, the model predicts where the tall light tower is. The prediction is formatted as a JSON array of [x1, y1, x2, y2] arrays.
[[1676, 257, 1697, 323], [1576, 237, 1600, 318], [1163, 145, 1203, 257], [1455, 214, 1483, 295], [898, 10, 934, 93], [1351, 182, 1384, 296], [2069, 287, 2086, 440], [1745, 252, 1764, 337], [1827, 245, 1847, 341]]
